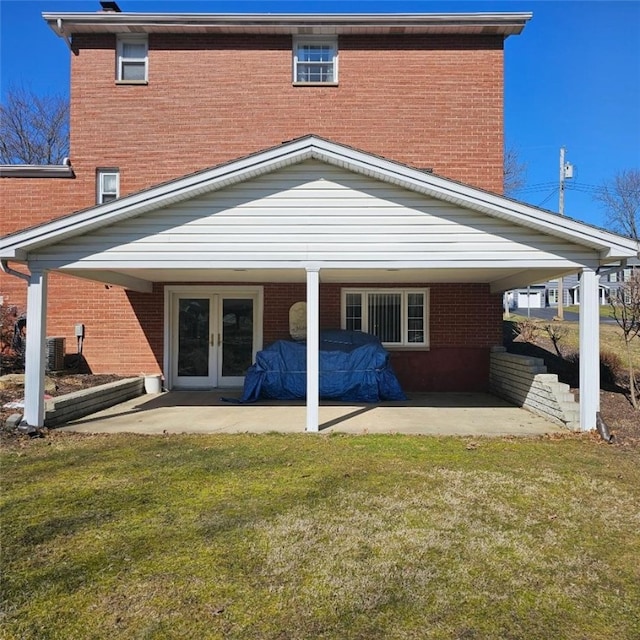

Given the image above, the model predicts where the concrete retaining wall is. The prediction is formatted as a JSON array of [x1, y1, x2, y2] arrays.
[[45, 377, 145, 427], [489, 347, 579, 430]]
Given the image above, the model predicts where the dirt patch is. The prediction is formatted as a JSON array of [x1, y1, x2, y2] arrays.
[[505, 322, 639, 449], [0, 374, 125, 445]]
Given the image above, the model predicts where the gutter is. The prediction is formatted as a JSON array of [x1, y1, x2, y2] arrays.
[[597, 260, 627, 278], [43, 11, 532, 36], [0, 260, 30, 282], [0, 161, 75, 178], [56, 18, 73, 51]]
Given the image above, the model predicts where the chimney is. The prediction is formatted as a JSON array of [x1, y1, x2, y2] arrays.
[[99, 1, 122, 12]]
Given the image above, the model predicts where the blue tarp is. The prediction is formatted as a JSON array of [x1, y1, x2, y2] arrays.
[[236, 330, 406, 403]]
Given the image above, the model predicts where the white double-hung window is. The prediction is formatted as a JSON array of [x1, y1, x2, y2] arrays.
[[117, 35, 148, 82], [342, 289, 429, 347], [97, 169, 119, 204], [293, 37, 338, 84]]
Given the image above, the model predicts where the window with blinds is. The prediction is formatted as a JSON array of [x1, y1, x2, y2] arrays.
[[97, 169, 119, 204], [117, 36, 148, 82], [293, 37, 338, 84], [342, 289, 428, 347]]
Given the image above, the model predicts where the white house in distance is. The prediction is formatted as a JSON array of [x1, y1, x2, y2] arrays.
[[511, 259, 639, 310]]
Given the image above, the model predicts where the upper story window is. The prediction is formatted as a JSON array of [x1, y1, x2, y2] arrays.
[[97, 169, 119, 204], [293, 37, 338, 84], [341, 288, 429, 348], [117, 35, 148, 83]]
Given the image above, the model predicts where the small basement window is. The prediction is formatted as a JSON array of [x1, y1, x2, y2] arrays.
[[293, 37, 338, 84], [97, 169, 119, 204], [341, 288, 429, 347], [117, 35, 148, 82]]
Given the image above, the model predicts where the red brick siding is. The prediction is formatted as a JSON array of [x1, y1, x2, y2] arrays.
[[66, 32, 504, 202], [2, 31, 505, 390], [0, 278, 500, 390], [263, 282, 502, 392]]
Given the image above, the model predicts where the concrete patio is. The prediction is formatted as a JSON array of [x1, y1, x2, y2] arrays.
[[58, 391, 565, 436]]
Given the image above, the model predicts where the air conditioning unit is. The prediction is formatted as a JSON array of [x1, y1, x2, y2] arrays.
[[45, 337, 66, 372]]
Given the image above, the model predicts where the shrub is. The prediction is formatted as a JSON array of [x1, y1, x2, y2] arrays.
[[566, 349, 624, 387], [515, 319, 540, 343], [0, 304, 26, 375], [543, 323, 569, 357]]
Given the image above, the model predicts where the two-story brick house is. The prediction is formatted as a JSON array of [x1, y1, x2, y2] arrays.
[[1, 9, 637, 431]]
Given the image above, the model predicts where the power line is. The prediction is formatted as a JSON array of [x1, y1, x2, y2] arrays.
[[537, 188, 558, 207], [510, 182, 557, 193]]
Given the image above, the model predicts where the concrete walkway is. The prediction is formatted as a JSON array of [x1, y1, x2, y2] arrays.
[[59, 391, 565, 437]]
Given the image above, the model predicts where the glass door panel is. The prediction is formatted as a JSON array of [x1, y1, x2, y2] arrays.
[[220, 298, 254, 385], [173, 297, 215, 388]]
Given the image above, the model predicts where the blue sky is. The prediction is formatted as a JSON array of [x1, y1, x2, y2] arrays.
[[1, 0, 639, 227]]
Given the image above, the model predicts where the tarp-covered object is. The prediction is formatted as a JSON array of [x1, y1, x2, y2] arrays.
[[238, 330, 406, 403]]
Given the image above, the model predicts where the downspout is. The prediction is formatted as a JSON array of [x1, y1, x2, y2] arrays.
[[1, 259, 30, 282], [56, 19, 73, 51], [597, 259, 627, 278]]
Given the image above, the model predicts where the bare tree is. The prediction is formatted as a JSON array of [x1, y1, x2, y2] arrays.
[[610, 270, 640, 409], [0, 85, 69, 165], [504, 146, 527, 195], [594, 169, 640, 241]]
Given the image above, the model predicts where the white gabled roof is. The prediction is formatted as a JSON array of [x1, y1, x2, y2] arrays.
[[1, 135, 637, 263]]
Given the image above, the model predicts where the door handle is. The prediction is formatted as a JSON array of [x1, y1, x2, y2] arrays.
[[210, 333, 214, 347], [218, 333, 222, 347]]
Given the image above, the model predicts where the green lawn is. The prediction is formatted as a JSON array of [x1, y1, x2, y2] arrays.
[[562, 305, 617, 318], [2, 433, 640, 640]]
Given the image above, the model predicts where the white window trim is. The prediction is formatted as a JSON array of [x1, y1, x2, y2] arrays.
[[292, 36, 338, 85], [341, 288, 430, 348], [97, 169, 120, 204], [116, 35, 148, 83]]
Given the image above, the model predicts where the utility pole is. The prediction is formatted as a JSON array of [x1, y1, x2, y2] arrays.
[[557, 147, 573, 320]]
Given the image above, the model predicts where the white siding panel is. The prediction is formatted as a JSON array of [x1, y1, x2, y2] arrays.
[[36, 161, 595, 266]]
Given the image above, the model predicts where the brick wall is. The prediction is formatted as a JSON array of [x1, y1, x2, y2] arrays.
[[1, 278, 501, 392], [65, 32, 504, 202], [1, 30, 505, 392], [263, 282, 503, 392]]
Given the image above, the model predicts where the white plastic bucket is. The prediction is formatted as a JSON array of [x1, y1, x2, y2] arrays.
[[144, 375, 162, 394]]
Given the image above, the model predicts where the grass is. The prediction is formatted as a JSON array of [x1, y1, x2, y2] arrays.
[[563, 305, 617, 318], [2, 433, 640, 639]]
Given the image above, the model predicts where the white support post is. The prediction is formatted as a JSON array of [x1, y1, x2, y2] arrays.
[[24, 269, 48, 427], [305, 267, 320, 432], [579, 268, 600, 431]]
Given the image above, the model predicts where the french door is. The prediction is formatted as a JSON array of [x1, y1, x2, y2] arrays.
[[169, 288, 261, 389]]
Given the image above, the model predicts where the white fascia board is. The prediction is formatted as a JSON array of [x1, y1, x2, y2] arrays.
[[44, 12, 531, 35], [30, 258, 597, 272]]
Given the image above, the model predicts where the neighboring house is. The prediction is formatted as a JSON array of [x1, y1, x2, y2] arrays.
[[512, 259, 639, 309], [0, 9, 637, 432]]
